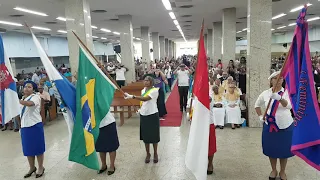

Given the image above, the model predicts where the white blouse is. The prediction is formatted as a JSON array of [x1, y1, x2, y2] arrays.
[[139, 87, 159, 116], [255, 88, 293, 129], [20, 94, 42, 128], [99, 111, 116, 128]]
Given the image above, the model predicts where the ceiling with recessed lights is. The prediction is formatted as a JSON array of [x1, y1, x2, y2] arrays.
[[0, 0, 319, 43]]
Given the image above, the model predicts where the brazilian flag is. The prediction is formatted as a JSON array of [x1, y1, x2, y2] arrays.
[[68, 45, 117, 170]]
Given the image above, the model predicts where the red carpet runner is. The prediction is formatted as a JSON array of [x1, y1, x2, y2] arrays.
[[160, 84, 183, 127]]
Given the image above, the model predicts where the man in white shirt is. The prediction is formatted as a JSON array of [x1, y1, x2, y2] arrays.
[[115, 64, 128, 88], [32, 71, 40, 85], [174, 64, 192, 112], [37, 85, 51, 119], [107, 63, 116, 80], [164, 65, 172, 90]]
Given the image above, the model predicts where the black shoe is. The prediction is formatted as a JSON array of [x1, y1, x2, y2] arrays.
[[97, 166, 107, 174], [14, 129, 19, 132], [35, 168, 45, 178], [107, 167, 116, 175], [1, 127, 7, 131], [207, 170, 213, 175], [180, 108, 183, 112], [232, 127, 235, 130], [220, 126, 224, 129], [24, 167, 37, 178], [215, 126, 219, 129]]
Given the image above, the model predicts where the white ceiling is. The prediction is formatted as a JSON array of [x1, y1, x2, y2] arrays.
[[0, 0, 319, 43]]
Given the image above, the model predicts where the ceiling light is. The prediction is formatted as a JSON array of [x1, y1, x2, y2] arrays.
[[0, 20, 23, 27], [169, 12, 176, 20], [101, 37, 107, 40], [276, 26, 286, 29], [271, 29, 275, 31], [242, 28, 247, 31], [57, 30, 67, 33], [101, 28, 111, 33], [91, 25, 98, 29], [307, 17, 320, 22], [236, 31, 242, 33], [288, 23, 296, 26], [161, 0, 172, 10], [13, 7, 48, 16], [136, 38, 141, 40], [290, 3, 312, 12], [80, 23, 84, 26], [272, 13, 286, 20], [92, 36, 99, 38], [113, 31, 120, 35], [173, 20, 179, 25], [56, 17, 66, 21], [31, 26, 51, 31]]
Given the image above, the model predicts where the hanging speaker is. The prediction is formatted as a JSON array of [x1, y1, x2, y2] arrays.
[[150, 48, 153, 53], [114, 45, 121, 53]]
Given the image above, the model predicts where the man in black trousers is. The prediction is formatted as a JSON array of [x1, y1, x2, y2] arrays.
[[174, 64, 192, 112]]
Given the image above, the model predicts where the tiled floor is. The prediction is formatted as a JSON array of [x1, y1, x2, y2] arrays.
[[0, 114, 319, 180]]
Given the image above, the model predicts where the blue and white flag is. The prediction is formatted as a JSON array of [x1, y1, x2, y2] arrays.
[[0, 35, 20, 125], [30, 30, 76, 141]]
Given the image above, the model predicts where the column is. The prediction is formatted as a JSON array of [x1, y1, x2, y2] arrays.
[[168, 40, 173, 58], [204, 34, 208, 54], [213, 22, 222, 61], [165, 38, 169, 58], [247, 0, 272, 127], [141, 26, 151, 64], [173, 42, 176, 58], [222, 8, 236, 66], [207, 29, 213, 59], [65, 0, 93, 76], [119, 15, 135, 83], [159, 36, 165, 59], [10, 58, 17, 76], [152, 32, 160, 60]]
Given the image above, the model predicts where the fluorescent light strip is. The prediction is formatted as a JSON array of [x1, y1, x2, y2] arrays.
[[307, 17, 320, 22], [272, 13, 286, 20], [57, 30, 67, 33], [91, 25, 98, 29], [100, 28, 111, 33], [13, 7, 48, 16], [236, 31, 242, 33], [31, 26, 51, 31], [113, 31, 120, 35], [242, 28, 247, 31], [271, 29, 275, 31], [169, 12, 176, 20], [173, 20, 179, 25], [161, 0, 172, 10], [290, 3, 312, 12], [92, 36, 99, 38], [56, 17, 66, 21], [136, 38, 141, 40], [101, 37, 107, 40], [277, 26, 286, 29], [288, 23, 296, 26], [0, 20, 23, 27]]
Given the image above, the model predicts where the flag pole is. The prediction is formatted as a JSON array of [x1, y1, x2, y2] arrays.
[[263, 46, 292, 119], [72, 31, 138, 113]]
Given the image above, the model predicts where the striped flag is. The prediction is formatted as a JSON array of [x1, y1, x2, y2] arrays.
[[185, 22, 212, 179], [281, 6, 320, 171], [0, 35, 20, 125]]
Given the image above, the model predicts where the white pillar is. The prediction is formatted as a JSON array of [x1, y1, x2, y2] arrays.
[[165, 38, 169, 58], [119, 15, 135, 83], [141, 26, 151, 64], [65, 0, 94, 76], [222, 8, 236, 66], [204, 34, 208, 53], [173, 42, 176, 58], [168, 40, 173, 58], [10, 59, 17, 76], [152, 32, 160, 61], [213, 22, 222, 61], [159, 36, 165, 59], [247, 0, 272, 127], [207, 29, 213, 59]]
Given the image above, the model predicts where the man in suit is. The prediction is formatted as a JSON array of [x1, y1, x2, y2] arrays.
[[16, 79, 24, 99]]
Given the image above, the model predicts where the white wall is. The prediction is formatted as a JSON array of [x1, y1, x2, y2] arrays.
[[176, 41, 198, 57]]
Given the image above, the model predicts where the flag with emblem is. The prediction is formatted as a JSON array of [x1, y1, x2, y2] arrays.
[[0, 35, 20, 125], [68, 43, 117, 170]]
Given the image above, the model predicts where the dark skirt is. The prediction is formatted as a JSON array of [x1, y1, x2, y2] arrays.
[[140, 113, 160, 144], [262, 123, 294, 159], [21, 122, 45, 156], [95, 122, 120, 152], [157, 87, 167, 117]]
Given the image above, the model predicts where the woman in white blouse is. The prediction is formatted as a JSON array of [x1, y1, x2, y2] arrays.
[[225, 82, 243, 129], [19, 81, 45, 178], [124, 76, 160, 164], [255, 71, 294, 180], [211, 85, 226, 129]]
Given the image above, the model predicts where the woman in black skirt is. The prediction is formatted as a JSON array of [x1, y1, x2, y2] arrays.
[[255, 71, 294, 180], [95, 112, 119, 175], [124, 76, 160, 163]]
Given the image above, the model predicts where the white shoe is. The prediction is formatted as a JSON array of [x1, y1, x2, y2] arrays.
[[160, 118, 165, 121]]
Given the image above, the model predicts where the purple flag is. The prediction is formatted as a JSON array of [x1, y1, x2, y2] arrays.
[[281, 6, 320, 171]]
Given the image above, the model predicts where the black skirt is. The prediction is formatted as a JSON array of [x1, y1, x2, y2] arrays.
[[140, 113, 160, 144], [95, 122, 119, 153], [157, 87, 167, 117]]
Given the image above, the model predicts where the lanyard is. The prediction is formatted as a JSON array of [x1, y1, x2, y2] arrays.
[[266, 91, 284, 132], [20, 95, 34, 119]]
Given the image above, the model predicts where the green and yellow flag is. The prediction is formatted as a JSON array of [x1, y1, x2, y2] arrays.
[[68, 45, 117, 170]]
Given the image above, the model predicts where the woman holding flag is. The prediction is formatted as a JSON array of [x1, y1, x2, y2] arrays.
[[124, 76, 160, 164], [19, 81, 46, 178], [255, 71, 294, 180]]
